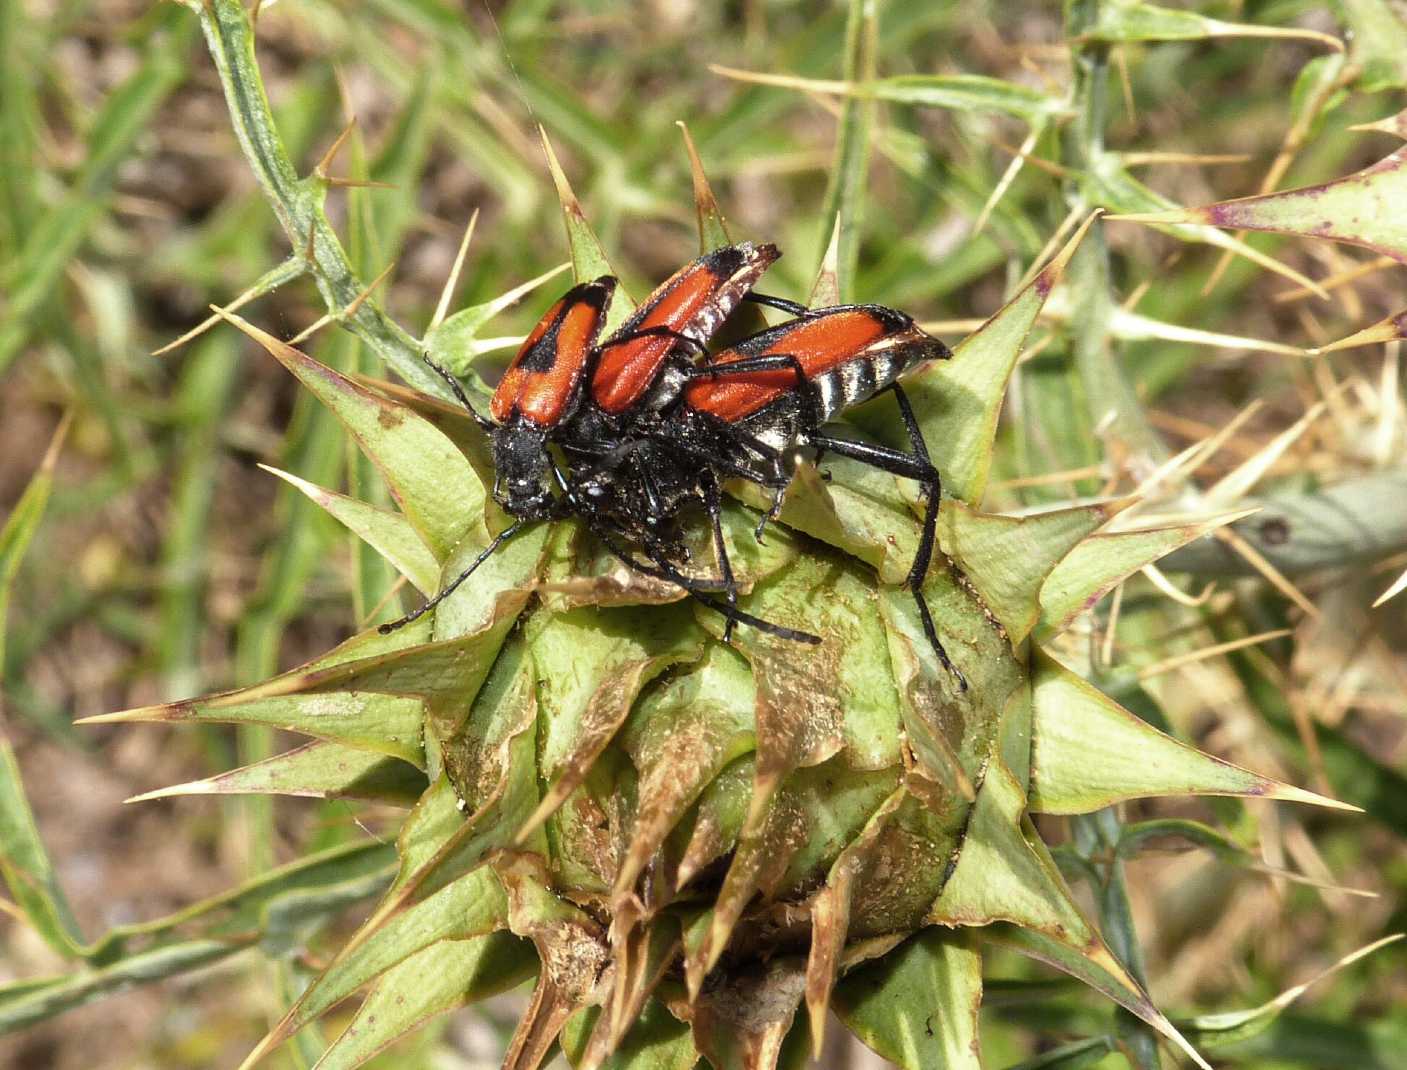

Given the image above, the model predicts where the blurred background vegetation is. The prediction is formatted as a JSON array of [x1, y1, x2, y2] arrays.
[[1, 0, 1405, 1067]]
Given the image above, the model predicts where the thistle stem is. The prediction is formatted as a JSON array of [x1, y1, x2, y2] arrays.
[[1064, 4, 1168, 1067], [189, 0, 449, 400]]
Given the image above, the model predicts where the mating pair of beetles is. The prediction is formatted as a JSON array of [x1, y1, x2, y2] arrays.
[[384, 240, 966, 690]]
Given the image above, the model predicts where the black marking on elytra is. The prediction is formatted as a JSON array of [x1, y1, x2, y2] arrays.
[[700, 244, 749, 277], [516, 279, 613, 374], [516, 330, 561, 372]]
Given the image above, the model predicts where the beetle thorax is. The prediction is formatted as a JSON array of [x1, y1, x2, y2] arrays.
[[491, 424, 556, 519]]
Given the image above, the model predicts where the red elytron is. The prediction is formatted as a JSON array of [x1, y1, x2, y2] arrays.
[[683, 305, 926, 426], [587, 242, 778, 418], [490, 277, 616, 427]]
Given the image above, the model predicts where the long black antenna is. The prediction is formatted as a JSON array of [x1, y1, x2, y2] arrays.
[[420, 352, 495, 432]]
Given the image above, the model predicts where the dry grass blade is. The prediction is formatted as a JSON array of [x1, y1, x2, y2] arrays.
[[975, 124, 1047, 232], [1372, 567, 1407, 607], [707, 64, 851, 96], [1114, 397, 1264, 515], [990, 135, 1071, 179], [1137, 629, 1292, 680], [1373, 345, 1401, 465], [430, 207, 480, 332], [1213, 526, 1320, 617], [1122, 151, 1252, 166], [1272, 254, 1398, 304], [1203, 391, 1342, 506], [1140, 562, 1215, 607]]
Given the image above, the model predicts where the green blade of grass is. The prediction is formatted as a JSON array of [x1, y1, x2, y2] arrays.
[[817, 0, 878, 300], [0, 938, 256, 1035], [0, 418, 85, 959], [193, 0, 447, 396], [0, 10, 192, 371], [0, 0, 41, 251]]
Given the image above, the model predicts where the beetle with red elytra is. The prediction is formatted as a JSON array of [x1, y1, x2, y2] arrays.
[[383, 243, 966, 690]]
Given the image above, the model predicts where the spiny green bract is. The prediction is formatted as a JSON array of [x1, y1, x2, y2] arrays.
[[93, 159, 1351, 1070]]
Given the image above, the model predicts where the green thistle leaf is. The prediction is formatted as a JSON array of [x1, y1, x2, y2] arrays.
[[613, 644, 757, 900], [1078, 0, 1344, 48], [940, 499, 1117, 643], [312, 933, 535, 1070], [1028, 652, 1355, 814], [248, 780, 514, 1063], [1110, 147, 1407, 264], [1035, 511, 1252, 639], [81, 681, 429, 767], [128, 741, 427, 806], [0, 939, 251, 1037], [261, 464, 441, 596], [832, 929, 983, 1070], [521, 602, 704, 840], [864, 73, 1062, 122], [733, 549, 904, 792], [214, 310, 484, 560]]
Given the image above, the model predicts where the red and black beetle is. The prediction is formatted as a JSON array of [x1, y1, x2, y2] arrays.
[[485, 275, 617, 520]]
